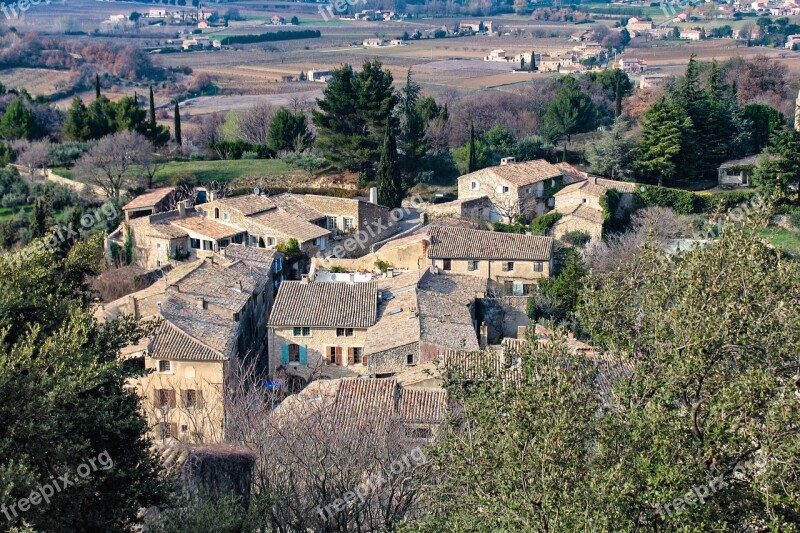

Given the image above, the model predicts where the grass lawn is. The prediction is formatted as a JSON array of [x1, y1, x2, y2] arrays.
[[0, 206, 32, 221], [760, 227, 800, 255], [154, 159, 292, 184]]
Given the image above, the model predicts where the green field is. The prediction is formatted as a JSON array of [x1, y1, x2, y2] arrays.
[[0, 206, 32, 221], [761, 227, 800, 255]]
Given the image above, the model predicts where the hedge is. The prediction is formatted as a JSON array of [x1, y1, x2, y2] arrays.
[[531, 211, 563, 234], [220, 30, 321, 46], [635, 185, 759, 215]]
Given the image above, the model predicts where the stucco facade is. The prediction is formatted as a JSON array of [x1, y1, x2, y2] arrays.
[[268, 326, 369, 377]]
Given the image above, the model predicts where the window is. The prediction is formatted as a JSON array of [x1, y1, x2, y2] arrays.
[[442, 259, 452, 270], [293, 327, 311, 337], [214, 208, 220, 219], [582, 198, 588, 204], [343, 217, 355, 230], [504, 281, 514, 293], [156, 260, 162, 267], [352, 347, 363, 365], [533, 262, 544, 273], [158, 422, 176, 440], [326, 216, 338, 230], [327, 346, 343, 365], [156, 242, 161, 249], [183, 389, 197, 409], [406, 353, 415, 366], [158, 360, 171, 373], [267, 237, 276, 247], [288, 344, 300, 363], [220, 239, 229, 247], [336, 328, 354, 337], [404, 426, 432, 439], [503, 261, 515, 272], [512, 280, 524, 296], [249, 235, 259, 246], [156, 389, 175, 409], [202, 240, 213, 251], [467, 260, 479, 271], [190, 238, 201, 249], [223, 212, 230, 222], [501, 186, 510, 194], [470, 181, 480, 190], [233, 234, 244, 244]]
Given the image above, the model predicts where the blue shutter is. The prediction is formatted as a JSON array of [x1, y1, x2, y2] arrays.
[[281, 345, 289, 365], [299, 345, 308, 365]]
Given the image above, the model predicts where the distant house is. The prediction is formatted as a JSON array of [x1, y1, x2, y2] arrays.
[[306, 69, 332, 83], [484, 49, 508, 61], [786, 34, 800, 49], [626, 17, 654, 33], [619, 57, 647, 73], [674, 12, 689, 22], [570, 29, 592, 42], [198, 8, 214, 20], [680, 29, 703, 40], [363, 38, 385, 47], [425, 225, 554, 291], [271, 15, 286, 25], [197, 20, 209, 29], [718, 155, 759, 188], [389, 39, 406, 46], [148, 8, 169, 18]]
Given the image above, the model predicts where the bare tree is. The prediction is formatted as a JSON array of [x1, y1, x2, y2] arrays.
[[236, 103, 276, 146], [75, 131, 154, 201], [16, 140, 51, 176], [188, 112, 225, 150]]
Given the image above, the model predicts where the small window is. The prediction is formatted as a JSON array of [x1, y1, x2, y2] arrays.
[[326, 216, 338, 230], [184, 389, 197, 409], [442, 258, 452, 271], [156, 260, 162, 267], [158, 422, 175, 439], [405, 426, 432, 439], [190, 238, 201, 249], [267, 237, 276, 247], [582, 198, 588, 204], [470, 181, 480, 190], [202, 240, 213, 251], [343, 217, 355, 230], [503, 261, 515, 272], [214, 207, 220, 219], [156, 389, 174, 409], [249, 235, 259, 246], [220, 239, 229, 247], [336, 328, 354, 337], [223, 212, 230, 222], [467, 260, 478, 271], [534, 262, 544, 273], [327, 346, 338, 364], [502, 186, 510, 194], [352, 347, 363, 365], [406, 353, 415, 365], [181, 424, 188, 433], [156, 242, 161, 249], [158, 360, 171, 373], [293, 327, 311, 337], [288, 344, 300, 363]]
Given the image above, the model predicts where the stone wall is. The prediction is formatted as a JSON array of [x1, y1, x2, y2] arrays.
[[367, 341, 420, 375]]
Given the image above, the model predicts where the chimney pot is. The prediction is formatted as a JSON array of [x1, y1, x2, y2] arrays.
[[369, 187, 378, 205]]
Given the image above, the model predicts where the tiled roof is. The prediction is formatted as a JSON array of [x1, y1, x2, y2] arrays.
[[269, 193, 324, 221], [593, 177, 638, 194], [159, 297, 238, 356], [123, 187, 175, 211], [459, 159, 562, 187], [249, 209, 330, 243], [427, 225, 553, 261], [364, 286, 420, 355], [172, 216, 243, 240], [555, 203, 605, 225], [417, 290, 480, 350], [142, 223, 188, 239], [149, 319, 228, 362], [212, 195, 276, 216], [221, 243, 278, 270], [270, 281, 378, 328], [417, 270, 486, 305], [555, 180, 608, 199], [170, 258, 264, 312]]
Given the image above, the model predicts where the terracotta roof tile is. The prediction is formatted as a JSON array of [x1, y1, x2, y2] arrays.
[[123, 187, 175, 211], [270, 281, 378, 328], [172, 216, 243, 240], [459, 159, 562, 187], [249, 209, 330, 243], [427, 225, 553, 261], [211, 195, 276, 216]]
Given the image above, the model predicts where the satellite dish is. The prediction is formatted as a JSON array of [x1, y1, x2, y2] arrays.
[[254, 187, 261, 195], [640, 186, 646, 192]]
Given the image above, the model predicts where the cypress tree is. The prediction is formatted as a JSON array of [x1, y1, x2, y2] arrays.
[[148, 85, 156, 137], [530, 50, 536, 71], [468, 122, 477, 173], [174, 100, 182, 146], [95, 74, 101, 99], [376, 119, 403, 209]]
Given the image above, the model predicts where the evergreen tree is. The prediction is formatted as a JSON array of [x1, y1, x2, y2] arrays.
[[520, 57, 526, 70], [376, 119, 403, 208], [467, 122, 477, 173], [114, 96, 148, 135], [86, 96, 117, 140], [268, 107, 310, 152], [95, 73, 101, 99], [29, 195, 48, 239], [174, 100, 182, 146], [530, 50, 536, 71], [148, 85, 157, 137], [586, 117, 635, 180], [63, 96, 91, 141], [398, 69, 428, 181], [0, 98, 43, 140], [542, 81, 597, 145], [634, 96, 695, 186], [753, 125, 800, 198], [614, 77, 623, 118]]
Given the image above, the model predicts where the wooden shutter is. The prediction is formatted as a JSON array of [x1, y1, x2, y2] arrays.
[[281, 344, 289, 365], [348, 347, 355, 365], [335, 346, 342, 365], [167, 389, 176, 408], [362, 353, 368, 367], [196, 390, 204, 409], [299, 345, 308, 365], [169, 423, 178, 440]]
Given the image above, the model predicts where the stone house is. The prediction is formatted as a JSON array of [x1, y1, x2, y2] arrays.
[[425, 225, 554, 295], [456, 158, 564, 221], [551, 174, 637, 241], [122, 187, 176, 222], [267, 280, 378, 381], [718, 155, 759, 188], [108, 247, 281, 444]]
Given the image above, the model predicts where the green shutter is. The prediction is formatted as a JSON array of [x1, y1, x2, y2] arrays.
[[299, 345, 307, 365], [281, 345, 289, 365]]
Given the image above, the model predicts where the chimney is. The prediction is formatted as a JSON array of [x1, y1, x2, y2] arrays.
[[421, 237, 429, 255], [369, 186, 378, 204], [127, 295, 138, 320], [567, 331, 575, 341], [479, 323, 489, 348], [208, 190, 218, 202], [387, 267, 394, 278], [301, 274, 309, 284], [349, 273, 355, 283], [196, 297, 205, 309], [236, 280, 243, 292], [177, 200, 187, 218], [500, 156, 516, 166]]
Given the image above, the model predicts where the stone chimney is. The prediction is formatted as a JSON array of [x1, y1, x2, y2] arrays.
[[369, 186, 378, 204], [567, 331, 575, 341], [177, 200, 187, 218], [301, 274, 309, 284], [208, 190, 218, 202], [479, 323, 489, 348], [349, 273, 355, 284], [127, 295, 138, 320], [500, 156, 516, 166]]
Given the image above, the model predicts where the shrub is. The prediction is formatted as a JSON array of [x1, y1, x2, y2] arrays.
[[329, 265, 345, 273], [531, 211, 563, 235], [562, 230, 591, 248], [635, 185, 697, 215], [374, 259, 392, 273]]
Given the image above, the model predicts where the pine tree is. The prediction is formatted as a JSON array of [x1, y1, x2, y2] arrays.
[[63, 96, 91, 141], [521, 57, 526, 70], [174, 100, 182, 146], [634, 96, 695, 186], [376, 119, 403, 208], [399, 69, 427, 181], [29, 195, 48, 239], [95, 74, 101, 99], [0, 98, 42, 140], [468, 122, 477, 173]]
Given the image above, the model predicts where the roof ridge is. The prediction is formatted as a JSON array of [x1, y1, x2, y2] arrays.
[[156, 318, 228, 360]]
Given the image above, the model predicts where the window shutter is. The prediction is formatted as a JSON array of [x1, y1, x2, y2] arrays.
[[281, 344, 289, 365], [196, 390, 204, 409], [348, 347, 355, 365], [335, 346, 342, 365], [363, 353, 368, 367], [153, 389, 159, 407], [299, 345, 307, 365], [168, 390, 176, 408], [180, 389, 187, 407]]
